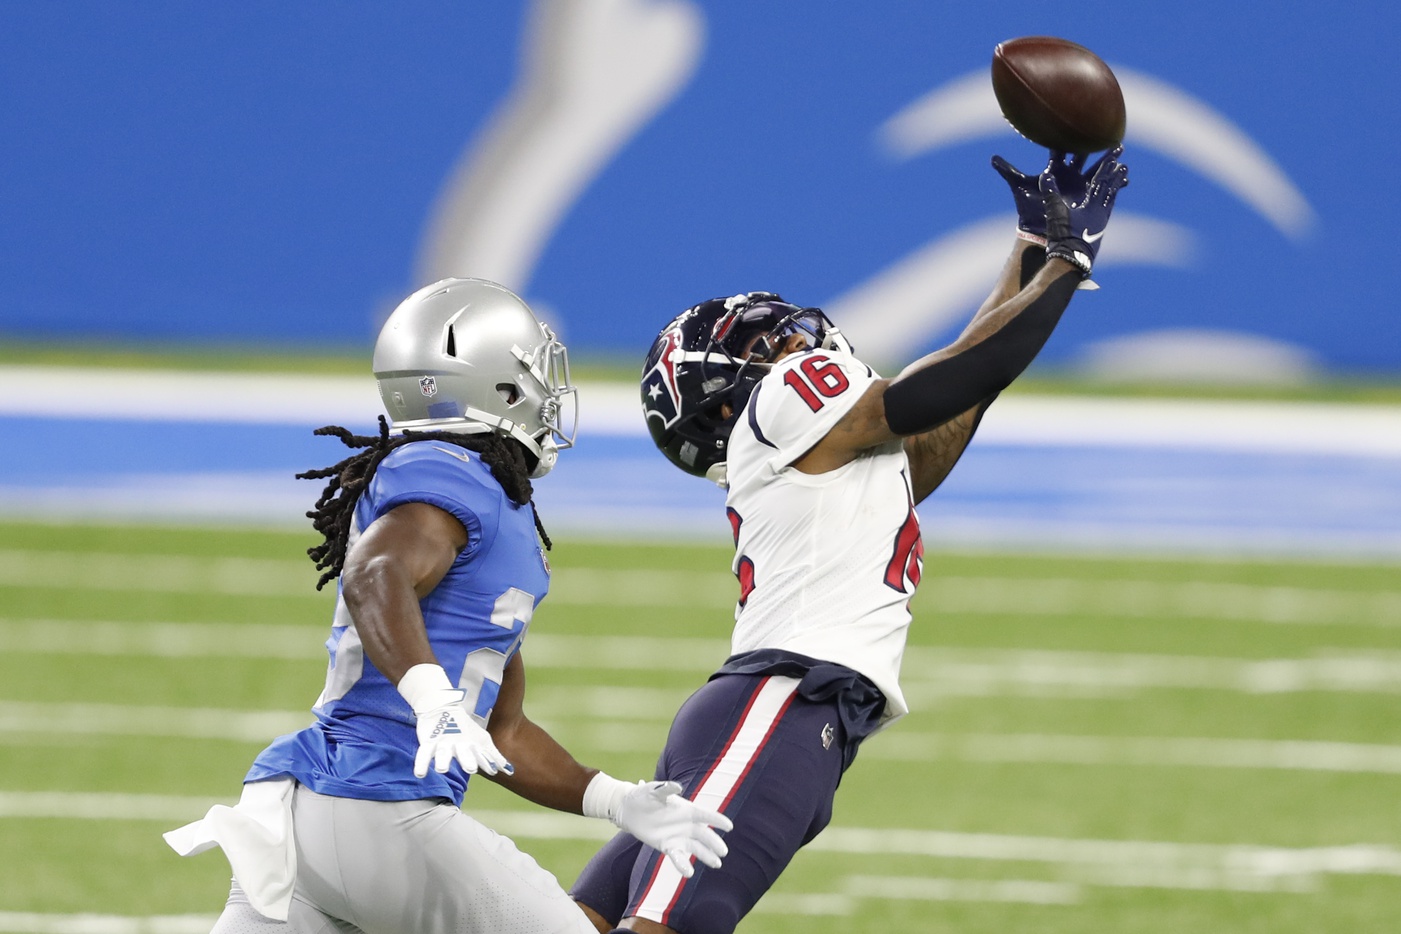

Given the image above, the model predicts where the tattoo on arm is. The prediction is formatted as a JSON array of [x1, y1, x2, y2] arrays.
[[903, 398, 996, 504]]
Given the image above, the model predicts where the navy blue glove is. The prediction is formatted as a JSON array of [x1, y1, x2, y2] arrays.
[[1041, 147, 1129, 279], [991, 155, 1046, 243]]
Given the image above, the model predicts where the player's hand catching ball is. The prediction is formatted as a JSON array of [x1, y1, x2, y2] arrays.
[[991, 154, 1047, 244], [584, 774, 734, 877], [1041, 146, 1129, 280]]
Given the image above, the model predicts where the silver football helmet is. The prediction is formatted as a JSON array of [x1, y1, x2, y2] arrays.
[[373, 278, 577, 478]]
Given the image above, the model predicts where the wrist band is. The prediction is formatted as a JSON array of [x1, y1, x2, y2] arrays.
[[582, 771, 633, 823], [396, 663, 455, 714]]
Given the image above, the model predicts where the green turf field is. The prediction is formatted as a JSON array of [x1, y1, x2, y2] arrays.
[[1, 519, 1399, 932]]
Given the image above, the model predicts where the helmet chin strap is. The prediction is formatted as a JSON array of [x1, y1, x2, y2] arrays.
[[705, 461, 728, 489], [391, 408, 561, 479], [820, 326, 853, 355], [496, 419, 557, 479], [530, 437, 559, 479]]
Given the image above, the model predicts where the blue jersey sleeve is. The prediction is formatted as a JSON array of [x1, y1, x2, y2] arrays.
[[356, 441, 505, 555]]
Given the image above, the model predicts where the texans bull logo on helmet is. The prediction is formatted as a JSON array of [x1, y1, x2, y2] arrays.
[[641, 327, 684, 428]]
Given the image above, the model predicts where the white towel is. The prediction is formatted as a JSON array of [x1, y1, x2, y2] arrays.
[[164, 778, 297, 921]]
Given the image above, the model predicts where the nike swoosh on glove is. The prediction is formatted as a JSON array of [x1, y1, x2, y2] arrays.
[[1041, 146, 1129, 280]]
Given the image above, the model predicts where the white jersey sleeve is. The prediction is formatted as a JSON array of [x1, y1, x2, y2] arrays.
[[742, 349, 880, 474]]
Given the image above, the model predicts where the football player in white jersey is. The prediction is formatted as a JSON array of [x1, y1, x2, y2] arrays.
[[165, 278, 731, 934], [571, 148, 1129, 934]]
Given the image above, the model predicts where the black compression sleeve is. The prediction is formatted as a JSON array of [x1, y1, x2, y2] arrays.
[[1019, 244, 1047, 289], [883, 271, 1077, 435]]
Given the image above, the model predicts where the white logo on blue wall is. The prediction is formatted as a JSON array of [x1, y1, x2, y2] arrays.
[[415, 0, 704, 293], [827, 66, 1316, 366], [416, 0, 1313, 373]]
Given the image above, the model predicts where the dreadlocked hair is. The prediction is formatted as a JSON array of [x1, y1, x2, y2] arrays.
[[297, 415, 552, 590]]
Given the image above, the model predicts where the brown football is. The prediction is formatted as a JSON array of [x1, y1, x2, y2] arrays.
[[991, 36, 1126, 154]]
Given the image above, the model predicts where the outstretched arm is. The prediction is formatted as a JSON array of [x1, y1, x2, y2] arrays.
[[794, 149, 1128, 496], [795, 250, 1080, 477], [900, 237, 1048, 502]]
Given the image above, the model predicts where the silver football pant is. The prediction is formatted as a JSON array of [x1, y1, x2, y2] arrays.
[[209, 786, 595, 934]]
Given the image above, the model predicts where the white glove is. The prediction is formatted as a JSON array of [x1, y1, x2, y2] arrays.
[[584, 773, 733, 878], [397, 664, 513, 780]]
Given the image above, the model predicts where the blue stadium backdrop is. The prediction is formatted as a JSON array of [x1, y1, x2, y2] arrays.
[[2, 0, 1397, 375]]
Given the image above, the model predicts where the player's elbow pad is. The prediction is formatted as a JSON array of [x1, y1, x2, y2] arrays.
[[882, 274, 1077, 435]]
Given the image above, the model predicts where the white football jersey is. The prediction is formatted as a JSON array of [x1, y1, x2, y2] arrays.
[[724, 348, 923, 724]]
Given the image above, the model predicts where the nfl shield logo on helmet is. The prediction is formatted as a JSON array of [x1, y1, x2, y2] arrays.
[[419, 375, 438, 397]]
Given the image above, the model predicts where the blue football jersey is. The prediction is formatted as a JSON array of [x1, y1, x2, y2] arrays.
[[246, 441, 550, 806]]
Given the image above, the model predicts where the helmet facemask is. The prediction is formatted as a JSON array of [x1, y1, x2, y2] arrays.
[[506, 321, 577, 478], [709, 291, 853, 368], [698, 291, 853, 426]]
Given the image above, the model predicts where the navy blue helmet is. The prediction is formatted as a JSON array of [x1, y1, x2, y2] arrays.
[[640, 292, 850, 483]]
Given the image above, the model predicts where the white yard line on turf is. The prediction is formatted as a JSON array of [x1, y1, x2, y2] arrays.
[[751, 875, 1083, 913], [3, 365, 1401, 456], [0, 550, 319, 596], [0, 912, 217, 934], [897, 646, 1401, 698], [1, 555, 1397, 626], [570, 721, 1401, 775], [0, 701, 310, 742], [838, 874, 1081, 905], [0, 620, 322, 658], [929, 575, 1401, 626], [809, 827, 1401, 893], [861, 732, 1401, 774], [0, 792, 234, 821], [0, 879, 1076, 932], [0, 883, 1071, 932], [1, 794, 1397, 896], [5, 697, 1401, 775], [4, 620, 1401, 694]]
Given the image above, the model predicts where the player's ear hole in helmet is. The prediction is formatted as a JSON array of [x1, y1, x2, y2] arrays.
[[640, 292, 851, 483], [372, 277, 578, 479]]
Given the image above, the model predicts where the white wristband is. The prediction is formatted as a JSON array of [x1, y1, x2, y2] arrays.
[[396, 663, 456, 715], [582, 771, 634, 824]]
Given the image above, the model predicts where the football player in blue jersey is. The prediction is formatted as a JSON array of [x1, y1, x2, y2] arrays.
[[166, 278, 732, 934], [570, 149, 1128, 933]]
